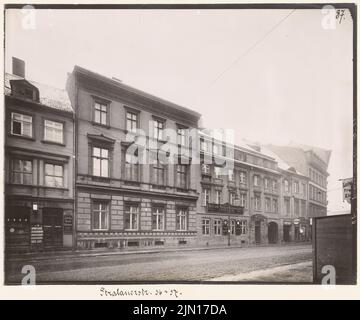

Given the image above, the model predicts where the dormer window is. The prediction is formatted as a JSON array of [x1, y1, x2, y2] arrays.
[[10, 79, 39, 102]]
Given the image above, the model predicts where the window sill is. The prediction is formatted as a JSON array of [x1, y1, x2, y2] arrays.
[[8, 133, 35, 141], [91, 176, 111, 182], [41, 140, 65, 147], [91, 121, 111, 129]]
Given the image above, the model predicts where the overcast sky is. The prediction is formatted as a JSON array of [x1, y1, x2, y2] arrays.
[[5, 8, 353, 212]]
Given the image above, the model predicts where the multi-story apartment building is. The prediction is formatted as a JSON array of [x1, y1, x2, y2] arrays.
[[197, 132, 285, 246], [260, 146, 311, 242], [4, 58, 75, 252], [66, 66, 201, 249], [268, 143, 331, 218]]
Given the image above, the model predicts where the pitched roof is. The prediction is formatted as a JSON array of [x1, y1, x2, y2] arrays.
[[288, 141, 331, 166], [5, 73, 73, 113]]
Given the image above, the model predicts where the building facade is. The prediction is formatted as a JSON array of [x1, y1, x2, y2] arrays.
[[4, 60, 75, 252], [66, 66, 201, 249], [268, 144, 331, 218]]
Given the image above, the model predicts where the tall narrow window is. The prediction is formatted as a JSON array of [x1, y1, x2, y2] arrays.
[[230, 220, 236, 235], [265, 197, 271, 212], [92, 201, 109, 230], [240, 221, 247, 235], [284, 198, 291, 214], [126, 111, 138, 133], [229, 191, 236, 205], [215, 190, 222, 204], [177, 126, 187, 146], [228, 169, 234, 182], [214, 166, 222, 179], [92, 147, 109, 177], [12, 159, 32, 185], [11, 112, 32, 137], [254, 194, 261, 210], [201, 164, 210, 175], [125, 204, 140, 230], [294, 199, 300, 216], [273, 180, 278, 191], [264, 178, 270, 189], [176, 164, 188, 189], [94, 102, 108, 125], [202, 219, 210, 235], [272, 198, 278, 213], [202, 188, 210, 206], [45, 163, 64, 187], [153, 160, 166, 186], [214, 219, 221, 235], [239, 171, 247, 184], [176, 208, 188, 231], [284, 179, 290, 193], [125, 153, 139, 181], [44, 120, 63, 143], [153, 119, 164, 140], [240, 193, 247, 208], [152, 206, 165, 231], [253, 175, 260, 187]]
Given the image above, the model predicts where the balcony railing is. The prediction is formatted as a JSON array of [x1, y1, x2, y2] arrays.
[[206, 202, 244, 215]]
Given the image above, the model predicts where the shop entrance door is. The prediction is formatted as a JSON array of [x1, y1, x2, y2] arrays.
[[43, 208, 63, 247], [283, 225, 291, 242], [255, 221, 261, 244]]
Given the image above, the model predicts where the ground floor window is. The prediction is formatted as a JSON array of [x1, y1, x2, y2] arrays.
[[230, 219, 236, 235], [239, 220, 247, 234], [214, 219, 222, 235], [92, 201, 109, 230], [125, 204, 140, 230], [202, 218, 210, 235], [152, 206, 165, 230], [176, 208, 188, 231]]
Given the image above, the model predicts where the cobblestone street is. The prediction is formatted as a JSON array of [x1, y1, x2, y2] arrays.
[[5, 244, 312, 284]]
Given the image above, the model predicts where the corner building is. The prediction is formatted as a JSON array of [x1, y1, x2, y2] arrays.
[[66, 66, 201, 249]]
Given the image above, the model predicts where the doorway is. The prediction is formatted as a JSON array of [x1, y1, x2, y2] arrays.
[[43, 208, 63, 247], [268, 222, 278, 244], [255, 220, 261, 244], [283, 224, 291, 242]]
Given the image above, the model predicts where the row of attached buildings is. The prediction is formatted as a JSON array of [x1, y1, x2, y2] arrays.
[[4, 58, 331, 252]]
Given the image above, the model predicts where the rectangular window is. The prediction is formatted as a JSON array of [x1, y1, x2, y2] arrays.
[[12, 159, 32, 185], [201, 164, 210, 175], [294, 199, 300, 216], [301, 183, 306, 196], [153, 160, 166, 186], [92, 201, 109, 230], [177, 127, 187, 146], [272, 198, 278, 213], [229, 191, 236, 205], [254, 194, 261, 210], [202, 188, 210, 206], [152, 206, 165, 231], [125, 153, 139, 181], [240, 193, 247, 208], [202, 219, 210, 235], [265, 197, 271, 212], [230, 220, 236, 235], [239, 171, 247, 184], [45, 163, 64, 187], [11, 112, 32, 137], [126, 111, 138, 133], [301, 200, 306, 217], [293, 181, 299, 194], [44, 120, 63, 143], [214, 219, 221, 235], [153, 119, 165, 140], [215, 190, 222, 204], [176, 208, 188, 231], [240, 220, 247, 235], [228, 169, 234, 182], [125, 204, 140, 230], [253, 175, 260, 187], [284, 198, 291, 214], [264, 178, 270, 189], [92, 147, 109, 177], [176, 164, 188, 189], [273, 180, 278, 191], [94, 102, 108, 125], [214, 166, 222, 179], [284, 179, 290, 193]]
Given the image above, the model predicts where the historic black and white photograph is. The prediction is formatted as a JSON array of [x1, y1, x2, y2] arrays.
[[2, 3, 356, 288]]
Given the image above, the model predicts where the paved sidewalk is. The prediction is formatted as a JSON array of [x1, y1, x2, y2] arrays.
[[6, 242, 311, 262], [209, 260, 313, 283]]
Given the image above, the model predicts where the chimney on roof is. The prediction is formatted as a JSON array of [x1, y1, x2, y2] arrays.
[[12, 57, 25, 78]]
